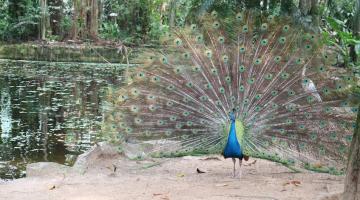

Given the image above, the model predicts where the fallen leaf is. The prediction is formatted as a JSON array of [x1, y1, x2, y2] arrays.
[[291, 180, 301, 186], [283, 180, 301, 187], [282, 182, 290, 186], [176, 173, 185, 177], [313, 163, 323, 168]]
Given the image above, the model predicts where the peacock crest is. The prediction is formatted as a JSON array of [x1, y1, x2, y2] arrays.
[[102, 10, 358, 174]]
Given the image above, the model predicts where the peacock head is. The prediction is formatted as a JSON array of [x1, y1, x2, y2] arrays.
[[228, 108, 237, 122]]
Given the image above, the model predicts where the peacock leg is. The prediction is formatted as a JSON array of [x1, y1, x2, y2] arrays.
[[232, 158, 236, 177], [239, 159, 243, 178]]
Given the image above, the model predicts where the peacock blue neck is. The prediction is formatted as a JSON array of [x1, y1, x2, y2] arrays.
[[223, 112, 244, 159]]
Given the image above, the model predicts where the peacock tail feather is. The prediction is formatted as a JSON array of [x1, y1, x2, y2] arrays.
[[102, 10, 358, 174]]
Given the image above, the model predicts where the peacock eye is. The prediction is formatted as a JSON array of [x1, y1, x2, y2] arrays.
[[261, 39, 268, 46], [239, 85, 245, 92], [211, 11, 218, 17], [213, 21, 220, 29], [225, 76, 231, 83], [261, 23, 268, 30], [271, 90, 278, 96], [236, 13, 243, 21], [254, 58, 262, 65], [274, 56, 281, 62], [279, 37, 286, 44], [243, 25, 248, 32], [283, 25, 290, 32], [218, 36, 225, 43], [190, 24, 197, 30], [219, 87, 225, 93]]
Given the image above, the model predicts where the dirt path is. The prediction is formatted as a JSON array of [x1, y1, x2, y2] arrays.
[[0, 154, 344, 200]]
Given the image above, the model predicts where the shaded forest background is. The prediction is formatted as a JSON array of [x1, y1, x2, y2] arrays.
[[0, 0, 358, 47], [0, 0, 358, 70]]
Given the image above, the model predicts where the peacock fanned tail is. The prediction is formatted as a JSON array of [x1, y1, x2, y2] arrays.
[[102, 10, 358, 174]]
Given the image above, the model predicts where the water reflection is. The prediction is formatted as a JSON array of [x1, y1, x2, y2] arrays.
[[0, 60, 125, 179], [1, 87, 12, 142]]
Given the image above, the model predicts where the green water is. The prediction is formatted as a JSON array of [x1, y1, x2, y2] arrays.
[[0, 59, 126, 180]]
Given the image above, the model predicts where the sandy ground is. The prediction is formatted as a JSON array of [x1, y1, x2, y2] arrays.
[[0, 151, 345, 200]]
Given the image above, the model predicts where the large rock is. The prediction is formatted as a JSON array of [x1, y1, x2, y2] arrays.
[[26, 162, 71, 178], [73, 142, 121, 170], [25, 142, 121, 177]]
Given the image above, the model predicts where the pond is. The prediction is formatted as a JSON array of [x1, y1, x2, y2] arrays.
[[0, 59, 126, 180]]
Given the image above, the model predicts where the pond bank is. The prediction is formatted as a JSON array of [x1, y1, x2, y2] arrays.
[[0, 143, 345, 200], [0, 42, 152, 64]]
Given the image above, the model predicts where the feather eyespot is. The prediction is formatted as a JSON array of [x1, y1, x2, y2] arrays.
[[242, 25, 249, 33], [283, 25, 290, 32], [236, 13, 243, 21], [274, 56, 281, 62], [190, 24, 197, 30], [222, 55, 229, 63], [261, 23, 268, 31], [225, 76, 231, 83], [239, 65, 246, 72], [254, 59, 262, 65], [219, 87, 225, 94], [261, 39, 268, 46], [278, 36, 286, 44], [218, 36, 225, 43], [211, 11, 218, 18], [265, 73, 273, 80], [174, 38, 182, 46], [239, 85, 245, 92], [239, 46, 246, 53], [212, 21, 220, 29]]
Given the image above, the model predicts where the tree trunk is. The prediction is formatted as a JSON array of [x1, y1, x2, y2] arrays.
[[70, 0, 79, 40], [39, 0, 47, 40], [350, 0, 360, 63], [89, 0, 99, 40], [280, 0, 294, 15], [262, 0, 268, 11], [269, 0, 280, 11], [299, 0, 312, 15], [49, 0, 63, 36], [343, 104, 360, 200], [299, 0, 319, 26], [168, 0, 177, 28], [71, 0, 98, 41]]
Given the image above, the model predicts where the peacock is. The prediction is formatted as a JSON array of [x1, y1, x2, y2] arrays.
[[102, 10, 358, 176]]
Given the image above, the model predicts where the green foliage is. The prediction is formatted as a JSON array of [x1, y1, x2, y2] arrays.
[[186, 0, 243, 23], [0, 0, 11, 40], [0, 0, 40, 41], [326, 0, 356, 29], [0, 0, 358, 49], [100, 22, 122, 40], [101, 0, 152, 44], [323, 16, 360, 66], [59, 14, 72, 38], [147, 0, 169, 41]]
